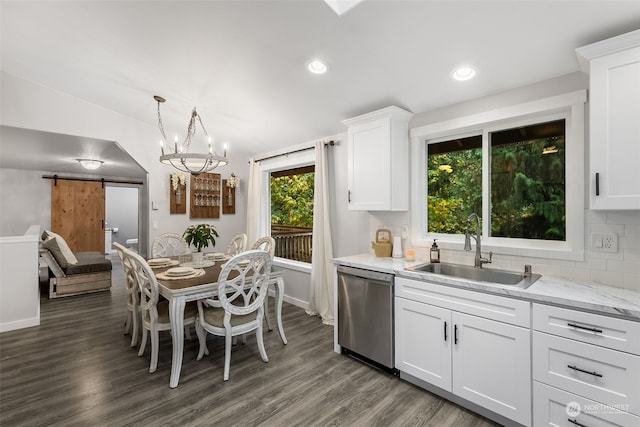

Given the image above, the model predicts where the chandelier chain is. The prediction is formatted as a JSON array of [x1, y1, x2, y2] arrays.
[[157, 102, 168, 143]]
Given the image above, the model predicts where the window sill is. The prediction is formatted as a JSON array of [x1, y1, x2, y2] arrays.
[[273, 257, 312, 274]]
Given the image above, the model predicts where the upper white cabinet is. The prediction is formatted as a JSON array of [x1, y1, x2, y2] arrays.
[[577, 30, 640, 210], [342, 106, 412, 211]]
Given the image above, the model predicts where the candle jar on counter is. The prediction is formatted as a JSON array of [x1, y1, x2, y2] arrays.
[[405, 248, 416, 261]]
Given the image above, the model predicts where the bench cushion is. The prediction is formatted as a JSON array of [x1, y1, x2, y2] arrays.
[[64, 252, 112, 275]]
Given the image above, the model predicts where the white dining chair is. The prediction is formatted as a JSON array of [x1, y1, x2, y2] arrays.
[[224, 233, 247, 257], [113, 242, 140, 348], [250, 236, 275, 257], [152, 232, 190, 258], [126, 250, 199, 374], [194, 250, 272, 381], [250, 236, 277, 331]]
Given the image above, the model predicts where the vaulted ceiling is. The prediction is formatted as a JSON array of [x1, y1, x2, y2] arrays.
[[2, 1, 640, 174]]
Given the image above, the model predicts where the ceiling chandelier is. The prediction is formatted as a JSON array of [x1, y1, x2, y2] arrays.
[[155, 95, 228, 175]]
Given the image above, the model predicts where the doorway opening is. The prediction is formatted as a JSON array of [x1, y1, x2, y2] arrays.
[[106, 185, 140, 254]]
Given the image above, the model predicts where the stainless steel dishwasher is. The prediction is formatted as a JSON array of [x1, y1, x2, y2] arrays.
[[337, 265, 395, 371]]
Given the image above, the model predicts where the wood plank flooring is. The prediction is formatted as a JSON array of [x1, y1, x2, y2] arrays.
[[0, 258, 500, 427]]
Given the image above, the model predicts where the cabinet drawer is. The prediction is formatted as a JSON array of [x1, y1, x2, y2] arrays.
[[534, 382, 640, 427], [533, 304, 640, 354], [396, 277, 530, 327], [533, 332, 640, 416]]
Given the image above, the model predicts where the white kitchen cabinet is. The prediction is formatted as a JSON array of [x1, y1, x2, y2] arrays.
[[342, 106, 412, 211], [395, 297, 451, 390], [576, 29, 640, 210], [395, 277, 531, 426], [533, 303, 640, 425], [453, 311, 531, 426], [534, 382, 640, 427]]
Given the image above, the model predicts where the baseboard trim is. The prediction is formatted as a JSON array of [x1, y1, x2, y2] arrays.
[[0, 316, 40, 333]]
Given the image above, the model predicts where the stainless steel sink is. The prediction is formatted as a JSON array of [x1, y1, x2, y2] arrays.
[[405, 262, 540, 289]]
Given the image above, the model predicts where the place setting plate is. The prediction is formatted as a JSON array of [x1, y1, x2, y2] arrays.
[[148, 258, 180, 268], [156, 266, 205, 281]]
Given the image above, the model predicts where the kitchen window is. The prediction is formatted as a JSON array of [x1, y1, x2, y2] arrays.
[[412, 91, 586, 261]]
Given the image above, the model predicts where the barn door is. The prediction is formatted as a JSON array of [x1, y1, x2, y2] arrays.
[[51, 179, 105, 254]]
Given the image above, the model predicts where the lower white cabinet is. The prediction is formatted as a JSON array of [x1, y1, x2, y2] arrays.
[[534, 382, 640, 427], [395, 297, 451, 390], [395, 292, 531, 426], [533, 303, 640, 426]]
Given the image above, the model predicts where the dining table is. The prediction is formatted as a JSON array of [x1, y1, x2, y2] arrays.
[[153, 257, 287, 388]]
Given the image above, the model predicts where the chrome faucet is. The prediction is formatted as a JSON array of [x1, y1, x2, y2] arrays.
[[464, 213, 492, 268]]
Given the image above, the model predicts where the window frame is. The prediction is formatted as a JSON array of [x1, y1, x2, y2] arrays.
[[410, 90, 587, 261], [257, 147, 315, 270]]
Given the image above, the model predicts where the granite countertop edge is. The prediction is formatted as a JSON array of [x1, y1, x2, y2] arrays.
[[333, 253, 640, 321]]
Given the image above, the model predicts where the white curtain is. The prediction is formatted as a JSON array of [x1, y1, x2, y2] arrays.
[[306, 141, 334, 325], [246, 159, 262, 247]]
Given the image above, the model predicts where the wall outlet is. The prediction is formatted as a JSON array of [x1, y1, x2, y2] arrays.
[[401, 224, 409, 239], [591, 232, 618, 253]]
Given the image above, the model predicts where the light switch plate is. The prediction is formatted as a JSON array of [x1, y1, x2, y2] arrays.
[[591, 232, 618, 253], [401, 224, 409, 239]]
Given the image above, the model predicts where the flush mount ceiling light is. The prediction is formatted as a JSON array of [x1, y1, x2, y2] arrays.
[[307, 59, 328, 74], [76, 159, 104, 170], [451, 65, 477, 81], [155, 95, 228, 176]]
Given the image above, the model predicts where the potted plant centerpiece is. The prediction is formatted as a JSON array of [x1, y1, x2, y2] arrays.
[[183, 223, 219, 266]]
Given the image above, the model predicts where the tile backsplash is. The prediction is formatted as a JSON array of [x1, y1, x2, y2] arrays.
[[371, 209, 640, 291]]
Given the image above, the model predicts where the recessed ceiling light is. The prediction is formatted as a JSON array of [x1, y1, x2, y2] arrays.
[[307, 59, 328, 74], [76, 159, 104, 170], [451, 65, 477, 81]]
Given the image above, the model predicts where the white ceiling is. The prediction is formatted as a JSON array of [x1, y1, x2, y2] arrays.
[[2, 1, 640, 170]]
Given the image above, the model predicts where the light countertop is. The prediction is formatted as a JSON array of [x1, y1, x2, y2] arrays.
[[333, 253, 640, 321]]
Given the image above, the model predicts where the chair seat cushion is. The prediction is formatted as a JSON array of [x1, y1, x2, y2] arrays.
[[201, 305, 256, 327], [154, 300, 198, 324], [64, 252, 112, 275]]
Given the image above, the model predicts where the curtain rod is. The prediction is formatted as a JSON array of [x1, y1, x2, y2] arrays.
[[43, 174, 144, 186], [251, 140, 336, 163]]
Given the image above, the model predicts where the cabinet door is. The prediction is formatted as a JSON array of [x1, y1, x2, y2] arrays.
[[453, 312, 532, 426], [347, 118, 391, 210], [395, 297, 452, 391], [534, 382, 640, 427], [589, 46, 640, 209]]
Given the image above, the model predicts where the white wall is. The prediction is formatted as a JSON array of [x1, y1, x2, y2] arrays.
[[0, 168, 51, 236], [0, 225, 40, 332]]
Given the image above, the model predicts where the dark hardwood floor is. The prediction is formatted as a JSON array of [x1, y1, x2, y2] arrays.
[[0, 258, 499, 427]]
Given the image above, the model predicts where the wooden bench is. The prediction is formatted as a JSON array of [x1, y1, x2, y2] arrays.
[[40, 249, 112, 298]]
